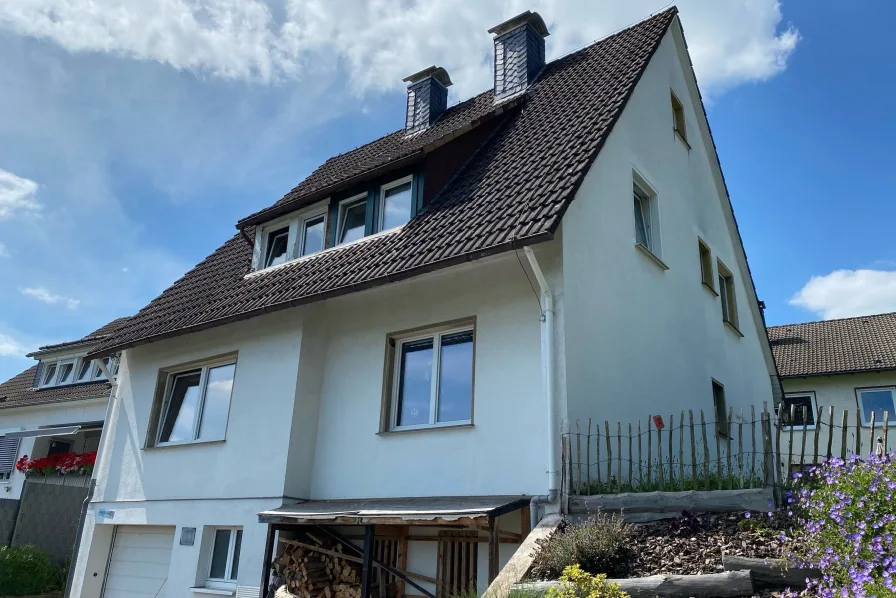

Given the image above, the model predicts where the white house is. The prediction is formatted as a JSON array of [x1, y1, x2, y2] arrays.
[[70, 7, 779, 598], [768, 312, 896, 468], [0, 319, 124, 562]]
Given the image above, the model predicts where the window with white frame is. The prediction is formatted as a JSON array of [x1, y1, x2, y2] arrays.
[[671, 90, 687, 143], [379, 177, 413, 232], [632, 176, 659, 256], [206, 527, 242, 590], [0, 433, 21, 483], [780, 393, 817, 429], [75, 358, 94, 383], [856, 387, 896, 426], [153, 358, 237, 446], [717, 260, 739, 329], [254, 204, 328, 271], [384, 322, 475, 431], [337, 195, 368, 245]]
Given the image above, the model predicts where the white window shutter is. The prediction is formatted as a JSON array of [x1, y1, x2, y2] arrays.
[[0, 437, 21, 474]]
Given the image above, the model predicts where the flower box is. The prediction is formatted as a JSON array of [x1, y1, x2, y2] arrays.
[[15, 451, 97, 477]]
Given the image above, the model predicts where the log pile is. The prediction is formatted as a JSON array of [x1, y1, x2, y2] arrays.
[[275, 534, 369, 598]]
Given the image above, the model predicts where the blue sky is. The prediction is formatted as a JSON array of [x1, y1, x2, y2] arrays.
[[0, 0, 891, 381]]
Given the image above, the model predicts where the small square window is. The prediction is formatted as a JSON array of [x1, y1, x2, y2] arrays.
[[153, 359, 236, 446], [337, 196, 368, 245], [206, 527, 242, 590], [780, 394, 817, 429], [671, 91, 687, 143], [717, 260, 739, 330], [263, 227, 290, 268], [384, 322, 475, 431], [712, 380, 728, 439], [379, 179, 413, 232], [698, 240, 713, 289], [856, 387, 896, 427]]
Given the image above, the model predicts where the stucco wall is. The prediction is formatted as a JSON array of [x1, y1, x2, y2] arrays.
[[561, 28, 774, 442], [0, 398, 108, 501], [781, 372, 896, 463]]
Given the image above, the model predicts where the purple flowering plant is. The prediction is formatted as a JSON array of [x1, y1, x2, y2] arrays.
[[784, 453, 896, 597]]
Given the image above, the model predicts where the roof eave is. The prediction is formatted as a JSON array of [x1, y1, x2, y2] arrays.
[[87, 230, 554, 359], [779, 367, 896, 379]]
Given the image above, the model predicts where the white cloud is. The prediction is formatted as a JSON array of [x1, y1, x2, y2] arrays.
[[0, 168, 41, 219], [19, 286, 81, 309], [0, 243, 8, 258], [790, 270, 896, 320], [0, 333, 27, 357], [0, 0, 799, 97]]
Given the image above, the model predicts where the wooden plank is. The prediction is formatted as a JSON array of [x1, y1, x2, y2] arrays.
[[520, 506, 531, 540], [813, 406, 821, 465], [884, 411, 890, 455], [360, 525, 375, 598], [628, 423, 634, 491], [637, 420, 642, 490], [436, 532, 445, 598], [397, 526, 408, 598], [715, 409, 722, 489], [515, 571, 754, 598], [750, 405, 757, 489], [774, 403, 783, 491], [678, 411, 685, 490], [576, 421, 582, 495], [617, 422, 622, 493], [760, 411, 771, 489], [487, 517, 499, 583], [569, 488, 774, 515], [869, 410, 876, 458], [657, 420, 664, 491], [856, 408, 862, 455], [738, 409, 744, 489], [799, 407, 808, 470], [841, 409, 849, 459], [260, 524, 276, 598], [647, 416, 652, 489], [826, 406, 834, 459], [726, 407, 733, 489], [595, 421, 601, 487], [586, 418, 592, 492], [481, 515, 561, 598], [668, 413, 674, 489], [605, 421, 612, 486], [722, 555, 820, 589], [689, 410, 697, 491], [700, 410, 710, 491], [787, 404, 795, 472]]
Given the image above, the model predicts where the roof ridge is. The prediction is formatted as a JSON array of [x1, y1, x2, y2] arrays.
[[768, 311, 896, 330]]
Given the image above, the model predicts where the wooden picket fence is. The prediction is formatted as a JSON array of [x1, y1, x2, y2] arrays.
[[564, 402, 894, 497]]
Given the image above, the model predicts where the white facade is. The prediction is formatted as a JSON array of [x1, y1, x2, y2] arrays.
[[71, 20, 778, 598]]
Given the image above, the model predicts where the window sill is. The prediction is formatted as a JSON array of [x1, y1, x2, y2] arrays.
[[146, 439, 226, 451], [377, 423, 474, 436], [635, 243, 669, 271], [723, 320, 744, 338], [702, 282, 719, 297], [191, 587, 235, 596], [675, 129, 691, 150]]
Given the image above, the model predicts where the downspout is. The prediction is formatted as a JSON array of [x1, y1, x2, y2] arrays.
[[523, 246, 559, 529], [64, 357, 119, 598]]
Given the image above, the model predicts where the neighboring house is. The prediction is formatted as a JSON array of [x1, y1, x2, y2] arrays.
[[0, 319, 124, 563], [768, 312, 896, 466], [70, 8, 778, 598]]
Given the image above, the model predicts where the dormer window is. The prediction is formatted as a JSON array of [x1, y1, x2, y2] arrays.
[[37, 355, 117, 388], [56, 360, 75, 385], [40, 363, 57, 387], [263, 227, 290, 268], [76, 359, 93, 383], [379, 177, 413, 232], [337, 195, 368, 245], [301, 214, 326, 256]]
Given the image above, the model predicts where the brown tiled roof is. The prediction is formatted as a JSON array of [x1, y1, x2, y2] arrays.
[[31, 316, 130, 354], [767, 312, 896, 377], [0, 366, 110, 410], [90, 8, 678, 358]]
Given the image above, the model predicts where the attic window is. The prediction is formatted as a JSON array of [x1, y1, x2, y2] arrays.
[[337, 195, 368, 245], [671, 91, 687, 144], [252, 201, 329, 271], [264, 227, 290, 268], [379, 177, 413, 232], [39, 356, 112, 388]]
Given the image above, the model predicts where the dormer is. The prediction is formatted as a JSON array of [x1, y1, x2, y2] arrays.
[[30, 351, 118, 389]]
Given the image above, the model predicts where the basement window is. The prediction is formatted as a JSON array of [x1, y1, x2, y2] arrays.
[[152, 358, 236, 446], [205, 526, 242, 590], [383, 321, 475, 432]]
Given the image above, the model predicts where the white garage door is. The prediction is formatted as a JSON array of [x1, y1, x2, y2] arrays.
[[102, 526, 175, 598]]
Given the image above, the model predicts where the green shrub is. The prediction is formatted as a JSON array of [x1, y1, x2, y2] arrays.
[[545, 565, 628, 598], [529, 513, 632, 579], [0, 545, 62, 596]]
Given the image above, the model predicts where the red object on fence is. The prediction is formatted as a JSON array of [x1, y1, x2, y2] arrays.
[[653, 415, 665, 429]]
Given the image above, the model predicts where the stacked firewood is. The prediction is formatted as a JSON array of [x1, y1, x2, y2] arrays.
[[274, 533, 364, 598]]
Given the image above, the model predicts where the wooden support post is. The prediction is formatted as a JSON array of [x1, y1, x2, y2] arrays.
[[700, 410, 710, 490], [774, 403, 783, 488], [586, 418, 592, 492], [259, 524, 276, 598], [869, 411, 876, 457], [799, 407, 808, 471], [750, 405, 757, 488], [841, 410, 849, 459], [576, 421, 582, 494], [617, 422, 622, 493], [813, 406, 822, 465], [397, 526, 409, 598], [826, 406, 834, 459], [738, 409, 744, 489], [884, 411, 890, 455], [689, 410, 697, 491], [647, 416, 652, 488], [628, 423, 634, 491], [668, 413, 674, 490], [726, 407, 733, 489], [605, 421, 612, 486], [657, 422, 664, 491], [787, 404, 795, 474], [360, 525, 375, 598], [679, 411, 685, 491], [856, 408, 862, 456], [520, 506, 531, 539], [488, 516, 500, 584], [596, 421, 601, 487]]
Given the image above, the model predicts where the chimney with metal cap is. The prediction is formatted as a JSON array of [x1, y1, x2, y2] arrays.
[[403, 66, 453, 134], [489, 11, 550, 102]]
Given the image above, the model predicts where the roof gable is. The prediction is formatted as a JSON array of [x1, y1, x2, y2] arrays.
[[90, 8, 678, 357]]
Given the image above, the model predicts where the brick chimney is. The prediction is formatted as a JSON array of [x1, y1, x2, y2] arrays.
[[488, 11, 550, 102], [403, 66, 453, 134]]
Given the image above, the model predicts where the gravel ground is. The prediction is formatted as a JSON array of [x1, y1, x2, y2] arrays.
[[627, 512, 788, 577]]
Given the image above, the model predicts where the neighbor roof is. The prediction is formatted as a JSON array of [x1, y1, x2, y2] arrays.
[[0, 366, 110, 410], [90, 8, 678, 358], [768, 312, 896, 377], [29, 317, 130, 356]]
